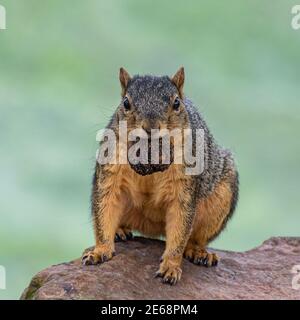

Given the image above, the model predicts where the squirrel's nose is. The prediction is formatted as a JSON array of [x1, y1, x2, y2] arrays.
[[142, 120, 161, 134], [142, 126, 151, 135]]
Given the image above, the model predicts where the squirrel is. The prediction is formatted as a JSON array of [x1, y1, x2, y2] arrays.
[[82, 67, 239, 285]]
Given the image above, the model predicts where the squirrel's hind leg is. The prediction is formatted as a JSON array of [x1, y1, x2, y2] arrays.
[[184, 177, 235, 267]]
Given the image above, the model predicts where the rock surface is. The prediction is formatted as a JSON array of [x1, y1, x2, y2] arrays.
[[21, 237, 300, 300]]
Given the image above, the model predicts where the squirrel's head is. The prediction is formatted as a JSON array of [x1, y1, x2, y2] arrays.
[[116, 67, 189, 176], [117, 67, 188, 132]]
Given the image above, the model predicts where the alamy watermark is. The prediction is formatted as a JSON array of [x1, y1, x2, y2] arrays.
[[96, 121, 205, 176], [291, 265, 300, 290], [0, 265, 6, 290], [291, 5, 300, 30], [0, 4, 6, 30]]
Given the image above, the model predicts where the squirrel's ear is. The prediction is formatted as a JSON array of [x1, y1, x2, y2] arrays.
[[171, 67, 185, 97], [119, 67, 131, 96]]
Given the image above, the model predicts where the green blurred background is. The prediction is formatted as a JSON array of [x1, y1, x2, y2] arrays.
[[0, 0, 299, 299]]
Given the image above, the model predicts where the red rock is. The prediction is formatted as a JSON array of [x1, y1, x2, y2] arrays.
[[21, 237, 300, 300]]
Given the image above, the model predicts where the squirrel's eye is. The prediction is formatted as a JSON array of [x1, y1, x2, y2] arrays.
[[123, 97, 130, 111], [173, 97, 181, 111]]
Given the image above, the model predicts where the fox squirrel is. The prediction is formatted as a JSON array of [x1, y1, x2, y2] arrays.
[[82, 67, 239, 285]]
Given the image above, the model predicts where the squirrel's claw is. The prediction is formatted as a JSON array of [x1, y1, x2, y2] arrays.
[[81, 247, 115, 266], [115, 228, 134, 242], [155, 262, 182, 285], [184, 247, 219, 267]]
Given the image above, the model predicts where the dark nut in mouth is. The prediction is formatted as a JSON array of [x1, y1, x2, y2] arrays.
[[128, 138, 174, 176]]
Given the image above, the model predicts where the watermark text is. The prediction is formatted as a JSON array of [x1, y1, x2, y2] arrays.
[[291, 5, 300, 30], [0, 265, 6, 290], [0, 4, 6, 30], [96, 121, 205, 176], [292, 265, 300, 290]]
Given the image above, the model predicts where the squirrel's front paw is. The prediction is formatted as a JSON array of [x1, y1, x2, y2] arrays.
[[81, 245, 115, 266], [155, 256, 182, 285]]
